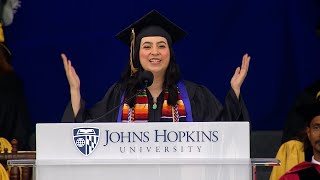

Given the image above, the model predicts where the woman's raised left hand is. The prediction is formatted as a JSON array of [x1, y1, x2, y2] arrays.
[[230, 53, 251, 99]]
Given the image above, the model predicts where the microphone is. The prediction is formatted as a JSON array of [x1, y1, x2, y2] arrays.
[[138, 70, 153, 88], [85, 71, 154, 123]]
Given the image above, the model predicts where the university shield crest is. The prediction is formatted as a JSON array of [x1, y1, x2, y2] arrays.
[[73, 127, 100, 156]]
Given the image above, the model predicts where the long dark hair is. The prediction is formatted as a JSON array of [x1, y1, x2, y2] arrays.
[[120, 44, 181, 107]]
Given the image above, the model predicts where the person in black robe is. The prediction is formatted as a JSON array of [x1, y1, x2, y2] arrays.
[[61, 10, 251, 123], [0, 33, 30, 150]]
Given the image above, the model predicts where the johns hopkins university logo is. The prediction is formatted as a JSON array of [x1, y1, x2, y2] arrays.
[[73, 127, 100, 156]]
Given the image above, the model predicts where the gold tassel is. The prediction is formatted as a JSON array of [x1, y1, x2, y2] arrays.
[[130, 28, 138, 76]]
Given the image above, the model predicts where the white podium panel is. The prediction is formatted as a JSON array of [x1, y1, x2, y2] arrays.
[[36, 163, 251, 180], [36, 122, 251, 180]]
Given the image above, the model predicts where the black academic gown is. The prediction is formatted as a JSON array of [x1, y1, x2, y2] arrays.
[[62, 80, 250, 123], [0, 72, 30, 150]]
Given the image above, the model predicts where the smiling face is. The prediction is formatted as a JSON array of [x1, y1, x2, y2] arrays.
[[139, 36, 170, 77]]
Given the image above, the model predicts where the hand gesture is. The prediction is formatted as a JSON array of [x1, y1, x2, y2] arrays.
[[61, 53, 80, 91], [230, 53, 251, 98]]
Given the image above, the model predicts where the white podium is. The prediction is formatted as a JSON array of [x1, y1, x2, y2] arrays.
[[7, 122, 280, 180]]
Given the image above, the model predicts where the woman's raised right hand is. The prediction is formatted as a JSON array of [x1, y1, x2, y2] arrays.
[[61, 53, 80, 90]]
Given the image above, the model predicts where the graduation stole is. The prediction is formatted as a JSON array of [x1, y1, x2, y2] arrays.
[[121, 88, 186, 122]]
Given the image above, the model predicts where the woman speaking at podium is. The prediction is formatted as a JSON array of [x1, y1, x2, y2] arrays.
[[61, 10, 251, 123]]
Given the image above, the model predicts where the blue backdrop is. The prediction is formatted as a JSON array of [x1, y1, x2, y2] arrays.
[[5, 0, 320, 130]]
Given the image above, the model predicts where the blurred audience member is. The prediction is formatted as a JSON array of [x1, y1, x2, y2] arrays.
[[0, 23, 30, 150], [270, 87, 320, 179]]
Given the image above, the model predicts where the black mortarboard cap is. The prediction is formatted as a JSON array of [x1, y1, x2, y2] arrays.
[[116, 10, 187, 46], [297, 91, 320, 125]]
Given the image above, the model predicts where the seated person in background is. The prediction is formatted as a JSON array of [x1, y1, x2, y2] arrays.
[[282, 80, 320, 160], [271, 90, 320, 180], [270, 80, 320, 179], [0, 23, 30, 151], [61, 10, 251, 123], [0, 1, 29, 180]]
